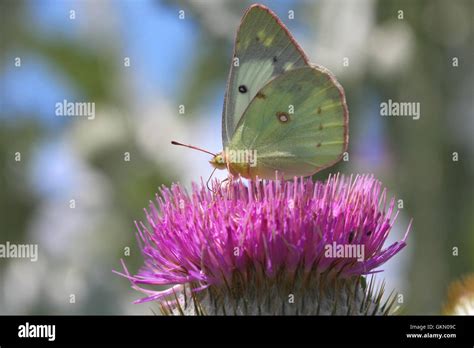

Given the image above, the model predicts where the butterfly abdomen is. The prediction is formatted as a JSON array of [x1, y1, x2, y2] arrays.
[[228, 161, 253, 179]]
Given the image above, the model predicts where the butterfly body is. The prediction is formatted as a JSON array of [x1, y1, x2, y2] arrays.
[[179, 4, 348, 181], [214, 4, 349, 180]]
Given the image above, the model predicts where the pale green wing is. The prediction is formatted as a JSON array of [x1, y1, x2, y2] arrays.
[[222, 4, 309, 147], [228, 66, 349, 179]]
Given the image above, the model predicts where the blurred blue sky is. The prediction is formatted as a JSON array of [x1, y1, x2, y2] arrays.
[[3, 0, 197, 124], [2, 0, 200, 196]]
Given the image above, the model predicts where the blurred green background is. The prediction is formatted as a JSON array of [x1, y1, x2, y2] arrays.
[[0, 0, 473, 314]]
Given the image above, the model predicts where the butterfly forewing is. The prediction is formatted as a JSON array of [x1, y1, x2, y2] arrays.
[[222, 4, 309, 146], [228, 66, 349, 179]]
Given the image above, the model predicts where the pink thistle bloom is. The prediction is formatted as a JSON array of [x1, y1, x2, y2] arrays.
[[116, 175, 409, 308], [117, 174, 411, 314]]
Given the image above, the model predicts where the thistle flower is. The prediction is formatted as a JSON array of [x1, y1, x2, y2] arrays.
[[117, 174, 411, 315], [443, 275, 474, 315]]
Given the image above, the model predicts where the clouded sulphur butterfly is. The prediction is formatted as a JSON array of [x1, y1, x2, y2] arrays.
[[173, 4, 348, 180]]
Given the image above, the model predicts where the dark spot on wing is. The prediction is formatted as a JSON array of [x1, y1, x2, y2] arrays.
[[276, 111, 290, 123], [238, 85, 248, 93], [256, 92, 266, 99]]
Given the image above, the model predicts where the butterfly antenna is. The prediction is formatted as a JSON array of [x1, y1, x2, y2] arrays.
[[171, 141, 217, 157], [206, 167, 217, 191]]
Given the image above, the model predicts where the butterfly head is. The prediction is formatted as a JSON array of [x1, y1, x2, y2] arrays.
[[209, 152, 227, 170]]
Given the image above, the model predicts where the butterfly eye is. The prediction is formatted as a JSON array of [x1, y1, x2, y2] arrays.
[[238, 85, 248, 93]]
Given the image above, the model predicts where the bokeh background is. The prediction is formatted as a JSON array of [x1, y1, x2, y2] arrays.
[[1, 0, 473, 314]]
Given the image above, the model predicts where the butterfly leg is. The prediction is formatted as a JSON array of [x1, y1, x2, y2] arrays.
[[206, 167, 218, 191]]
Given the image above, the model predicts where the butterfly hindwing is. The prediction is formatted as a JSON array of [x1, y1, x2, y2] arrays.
[[228, 66, 349, 179], [222, 4, 309, 147]]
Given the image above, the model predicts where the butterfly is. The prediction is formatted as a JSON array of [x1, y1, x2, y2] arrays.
[[173, 4, 348, 180]]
